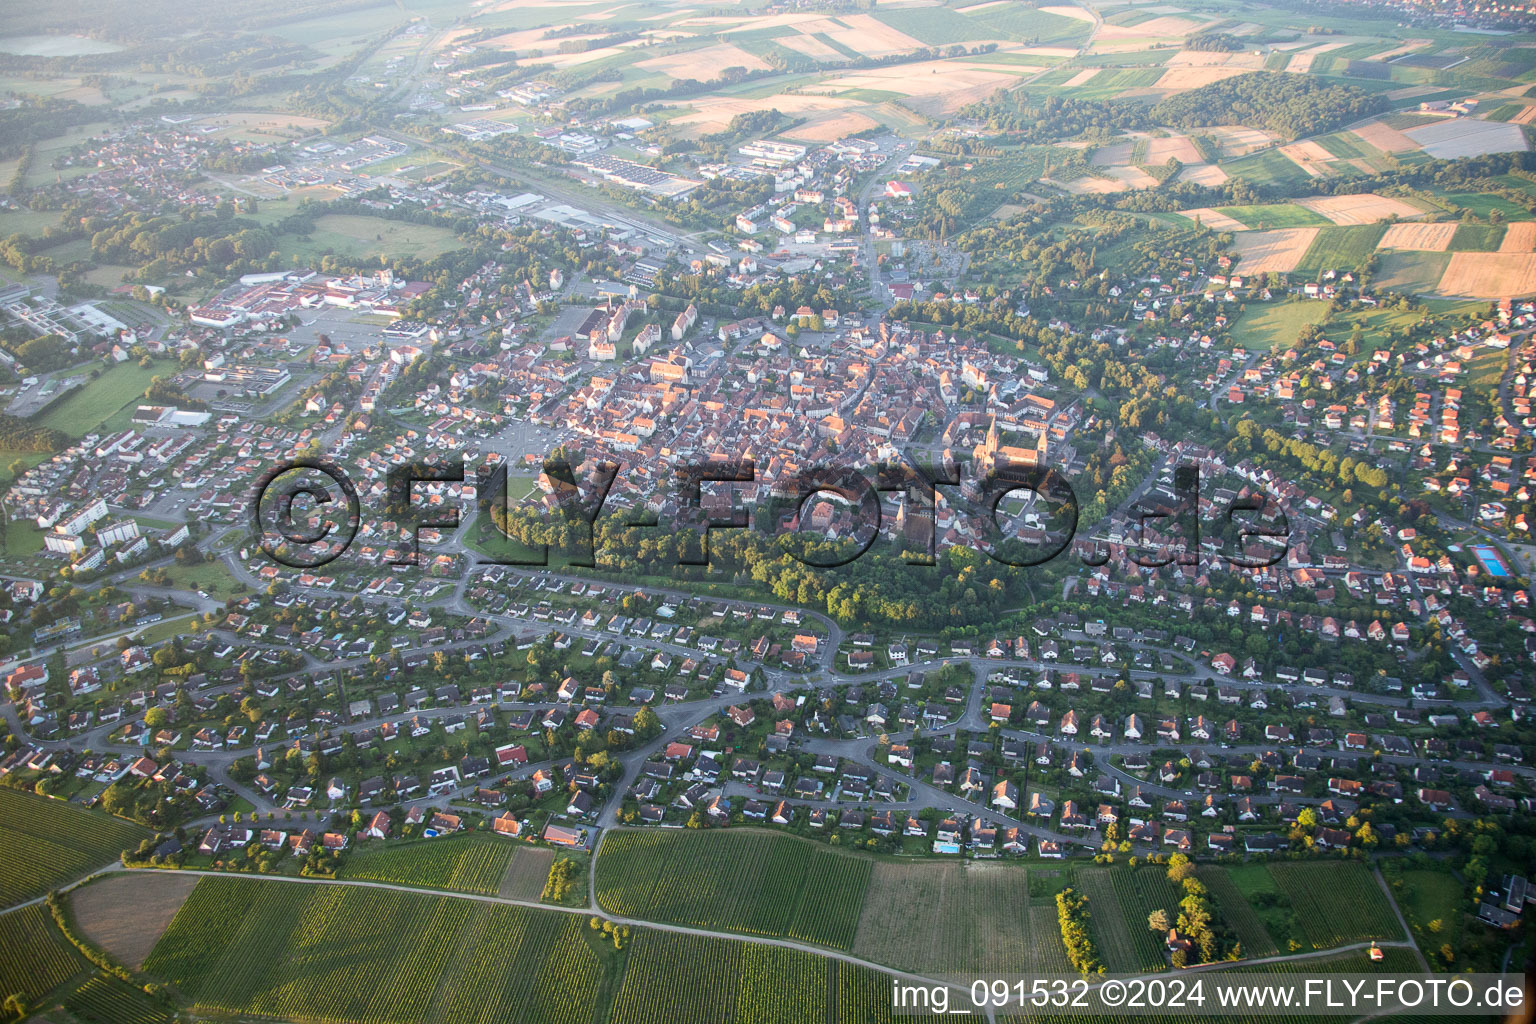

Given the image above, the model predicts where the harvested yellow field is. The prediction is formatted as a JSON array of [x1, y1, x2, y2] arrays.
[[822, 61, 1029, 114], [1040, 4, 1098, 22], [1286, 52, 1317, 73], [1438, 252, 1536, 298], [638, 42, 770, 77], [1155, 66, 1248, 90], [1296, 194, 1423, 225], [778, 33, 842, 60], [1514, 105, 1536, 126], [1353, 120, 1420, 154], [1178, 164, 1229, 185], [782, 111, 880, 141], [1378, 222, 1457, 251], [1167, 49, 1263, 69], [1145, 135, 1202, 164], [519, 45, 631, 68], [1063, 69, 1100, 87], [1098, 15, 1205, 38], [665, 93, 858, 132], [1499, 221, 1536, 252], [1281, 141, 1335, 178], [1181, 207, 1246, 231], [958, 0, 1010, 9], [828, 13, 926, 57], [1230, 228, 1321, 273]]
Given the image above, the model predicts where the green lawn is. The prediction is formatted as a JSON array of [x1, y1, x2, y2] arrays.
[[155, 559, 246, 598], [34, 359, 177, 437], [284, 214, 465, 263], [1229, 299, 1330, 351]]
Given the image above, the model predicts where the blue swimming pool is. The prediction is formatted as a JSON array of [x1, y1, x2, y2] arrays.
[[1472, 544, 1510, 577]]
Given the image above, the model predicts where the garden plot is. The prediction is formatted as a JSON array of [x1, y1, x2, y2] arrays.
[[1230, 228, 1322, 272], [1405, 117, 1528, 159], [1499, 221, 1536, 252], [1296, 193, 1424, 224], [1378, 222, 1457, 251], [1437, 252, 1536, 297]]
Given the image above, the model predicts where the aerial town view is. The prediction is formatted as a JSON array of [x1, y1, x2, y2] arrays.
[[0, 0, 1533, 1020]]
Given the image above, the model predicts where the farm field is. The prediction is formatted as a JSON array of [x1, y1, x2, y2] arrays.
[[1228, 228, 1321, 274], [144, 875, 619, 1024], [595, 828, 871, 949], [852, 860, 1032, 973], [70, 870, 200, 968], [499, 844, 557, 900], [1295, 193, 1423, 225], [1196, 866, 1279, 956], [62, 972, 176, 1024], [1448, 222, 1507, 251], [1372, 250, 1452, 294], [1377, 221, 1457, 251], [1436, 251, 1536, 298], [0, 903, 85, 1008], [1499, 221, 1536, 251], [1265, 861, 1403, 949], [1295, 224, 1388, 274], [609, 931, 829, 1024], [0, 788, 149, 907], [1075, 866, 1167, 972], [339, 833, 517, 895], [1215, 204, 1331, 229]]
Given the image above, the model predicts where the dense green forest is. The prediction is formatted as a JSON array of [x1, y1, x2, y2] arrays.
[[1148, 73, 1386, 140]]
